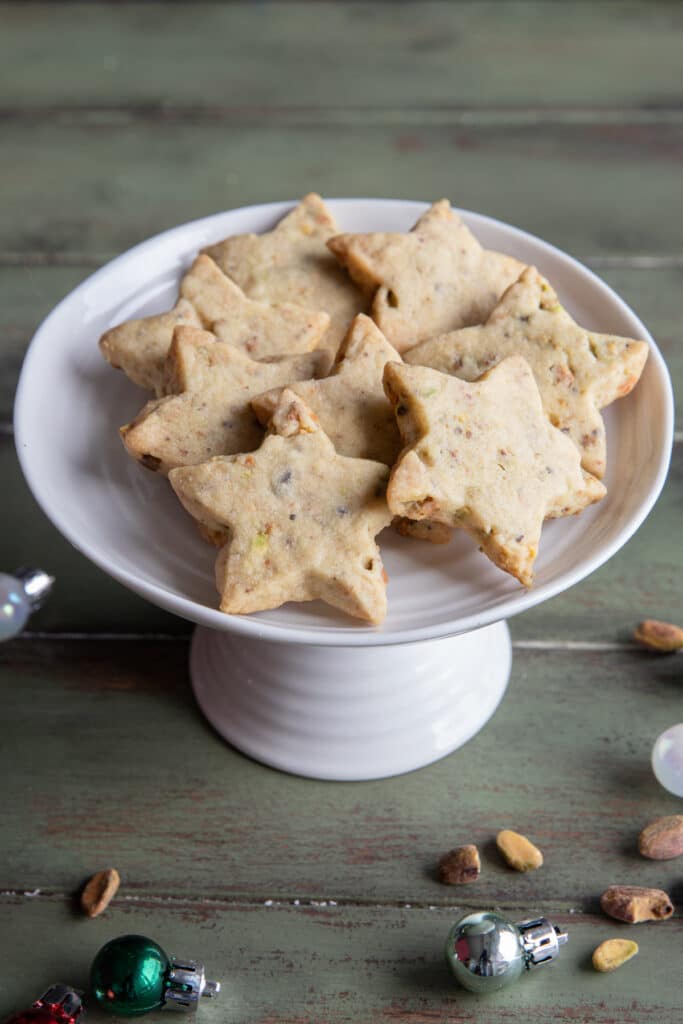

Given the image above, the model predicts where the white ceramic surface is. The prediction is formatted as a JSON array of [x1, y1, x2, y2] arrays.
[[190, 621, 512, 780], [13, 198, 674, 647], [13, 198, 674, 779]]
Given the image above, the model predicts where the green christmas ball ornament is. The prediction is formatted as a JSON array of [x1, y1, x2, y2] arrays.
[[90, 934, 220, 1015], [445, 911, 568, 994]]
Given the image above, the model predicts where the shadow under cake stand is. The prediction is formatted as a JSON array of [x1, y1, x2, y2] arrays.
[[14, 199, 674, 780]]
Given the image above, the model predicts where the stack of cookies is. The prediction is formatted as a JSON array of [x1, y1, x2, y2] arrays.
[[100, 195, 649, 625]]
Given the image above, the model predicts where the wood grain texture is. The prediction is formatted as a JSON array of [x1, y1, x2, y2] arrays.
[[3, 121, 683, 262], [2, 434, 680, 638], [2, 897, 680, 1024], [1, 266, 86, 424], [2, 639, 682, 905], [1, 1, 682, 110], [2, 4, 682, 1020], [3, 264, 680, 429]]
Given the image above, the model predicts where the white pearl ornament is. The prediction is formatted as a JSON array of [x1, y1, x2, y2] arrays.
[[0, 568, 54, 641], [652, 724, 683, 797]]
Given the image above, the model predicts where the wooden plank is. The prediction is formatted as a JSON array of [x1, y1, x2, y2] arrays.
[[2, 7, 680, 1021], [1, 2, 682, 110], [1, 435, 681, 638], [2, 122, 683, 261], [0, 266, 87, 424], [2, 640, 682, 907], [1, 897, 679, 1023], [0, 898, 680, 1023], [2, 265, 681, 429]]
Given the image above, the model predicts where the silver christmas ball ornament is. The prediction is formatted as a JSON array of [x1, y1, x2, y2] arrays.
[[446, 910, 568, 993]]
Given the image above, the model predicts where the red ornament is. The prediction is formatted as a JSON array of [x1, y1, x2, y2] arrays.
[[4, 986, 83, 1024]]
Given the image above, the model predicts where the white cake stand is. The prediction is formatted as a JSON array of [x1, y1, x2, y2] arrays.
[[14, 199, 674, 780]]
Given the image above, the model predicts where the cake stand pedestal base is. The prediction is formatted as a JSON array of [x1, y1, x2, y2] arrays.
[[190, 620, 512, 781]]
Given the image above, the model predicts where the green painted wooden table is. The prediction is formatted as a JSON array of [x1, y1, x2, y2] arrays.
[[1, 3, 681, 1021]]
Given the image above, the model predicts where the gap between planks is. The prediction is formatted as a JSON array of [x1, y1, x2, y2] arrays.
[[1, 105, 683, 128], [0, 889, 591, 917], [3, 252, 683, 270], [9, 632, 673, 654]]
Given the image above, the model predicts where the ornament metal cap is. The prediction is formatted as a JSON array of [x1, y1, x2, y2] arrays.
[[34, 986, 84, 1022], [4, 984, 84, 1024], [517, 916, 568, 967], [446, 910, 568, 993], [14, 567, 55, 609], [166, 958, 221, 1011]]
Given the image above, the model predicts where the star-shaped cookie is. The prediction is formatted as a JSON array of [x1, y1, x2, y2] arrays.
[[404, 266, 649, 478], [99, 298, 201, 394], [383, 357, 606, 585], [327, 199, 523, 353], [169, 390, 392, 623], [120, 327, 332, 475], [252, 313, 402, 466], [203, 193, 367, 352], [252, 314, 452, 544], [182, 254, 330, 359], [100, 254, 330, 395]]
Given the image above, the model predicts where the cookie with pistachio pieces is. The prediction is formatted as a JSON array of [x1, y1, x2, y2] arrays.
[[252, 313, 452, 545], [383, 357, 606, 586], [203, 193, 366, 353], [99, 254, 330, 396], [251, 313, 402, 466], [169, 390, 393, 624], [120, 326, 332, 476], [99, 298, 202, 394], [391, 516, 452, 545], [405, 266, 649, 478], [182, 254, 330, 359], [327, 199, 523, 353]]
